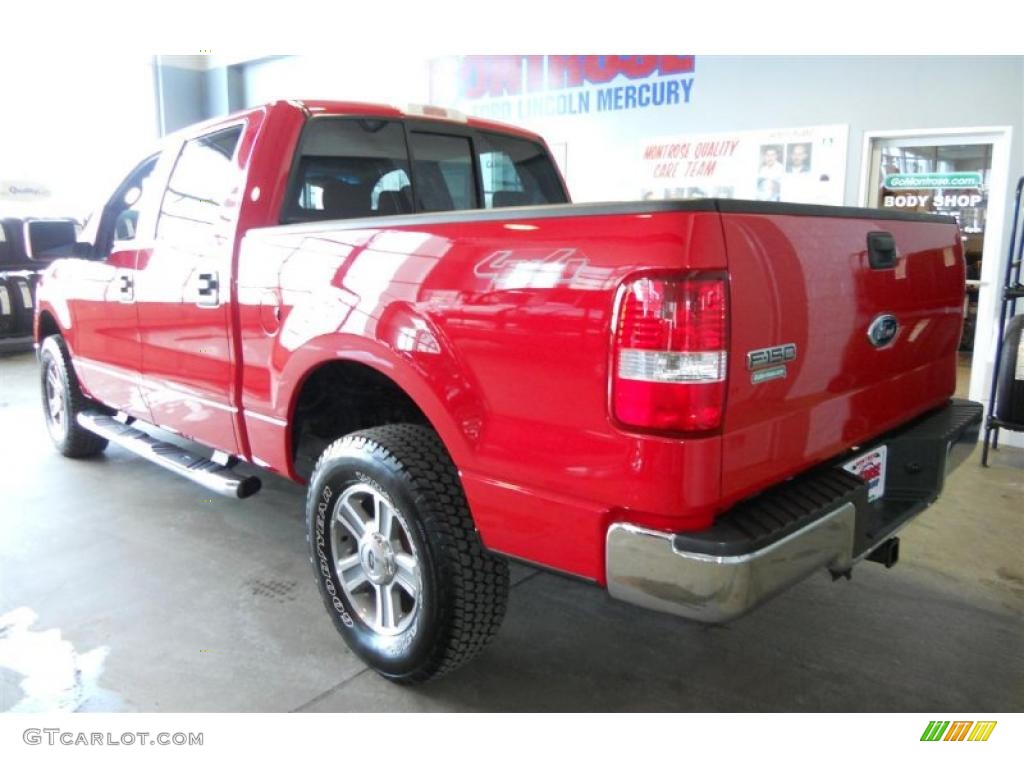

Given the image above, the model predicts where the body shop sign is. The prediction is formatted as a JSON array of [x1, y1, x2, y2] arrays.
[[881, 172, 984, 214], [430, 56, 696, 120]]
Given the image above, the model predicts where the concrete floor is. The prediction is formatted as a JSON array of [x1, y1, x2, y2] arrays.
[[1, 350, 1022, 712]]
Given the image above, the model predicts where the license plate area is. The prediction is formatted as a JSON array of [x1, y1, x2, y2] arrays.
[[843, 445, 887, 503]]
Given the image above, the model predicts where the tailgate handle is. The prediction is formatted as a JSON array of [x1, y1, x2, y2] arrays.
[[867, 231, 897, 269]]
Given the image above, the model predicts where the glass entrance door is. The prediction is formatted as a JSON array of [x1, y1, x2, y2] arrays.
[[865, 135, 996, 394]]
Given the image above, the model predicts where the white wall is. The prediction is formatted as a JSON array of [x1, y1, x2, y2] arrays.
[[0, 56, 160, 220], [431, 57, 1023, 206], [241, 54, 432, 109]]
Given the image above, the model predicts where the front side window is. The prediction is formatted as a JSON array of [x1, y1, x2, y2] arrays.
[[113, 167, 158, 242], [157, 125, 244, 241], [94, 155, 160, 260]]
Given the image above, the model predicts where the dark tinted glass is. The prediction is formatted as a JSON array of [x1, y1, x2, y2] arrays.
[[409, 132, 477, 212], [282, 117, 566, 222], [476, 132, 567, 208], [285, 119, 413, 222]]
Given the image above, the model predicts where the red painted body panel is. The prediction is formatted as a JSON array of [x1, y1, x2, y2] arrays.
[[132, 110, 267, 454], [237, 211, 728, 579], [34, 100, 965, 585], [50, 249, 150, 419], [719, 214, 963, 508]]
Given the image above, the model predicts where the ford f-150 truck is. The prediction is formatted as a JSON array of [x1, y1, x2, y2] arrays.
[[32, 100, 982, 683]]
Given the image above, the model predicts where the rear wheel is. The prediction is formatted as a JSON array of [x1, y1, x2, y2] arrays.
[[307, 424, 509, 684], [39, 335, 108, 458]]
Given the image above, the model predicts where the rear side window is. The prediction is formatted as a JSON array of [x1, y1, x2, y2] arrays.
[[157, 125, 244, 241], [409, 132, 476, 212], [285, 119, 413, 222], [477, 132, 567, 208]]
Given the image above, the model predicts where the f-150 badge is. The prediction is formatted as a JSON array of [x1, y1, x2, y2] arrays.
[[747, 343, 797, 384], [747, 343, 797, 370]]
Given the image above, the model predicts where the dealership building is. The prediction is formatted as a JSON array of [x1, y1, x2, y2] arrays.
[[0, 55, 1021, 714]]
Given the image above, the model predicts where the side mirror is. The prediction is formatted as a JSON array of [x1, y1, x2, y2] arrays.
[[22, 218, 85, 261]]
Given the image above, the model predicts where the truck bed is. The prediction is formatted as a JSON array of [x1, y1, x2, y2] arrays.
[[238, 197, 964, 581]]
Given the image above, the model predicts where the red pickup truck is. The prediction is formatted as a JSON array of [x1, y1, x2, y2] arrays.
[[33, 100, 981, 683]]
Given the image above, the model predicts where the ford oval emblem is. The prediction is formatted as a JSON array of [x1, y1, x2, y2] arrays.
[[867, 314, 899, 348]]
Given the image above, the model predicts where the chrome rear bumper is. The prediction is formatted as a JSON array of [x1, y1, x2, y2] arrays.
[[606, 399, 983, 623], [607, 502, 857, 623]]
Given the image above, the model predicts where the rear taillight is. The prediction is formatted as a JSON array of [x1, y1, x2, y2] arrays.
[[611, 274, 728, 433]]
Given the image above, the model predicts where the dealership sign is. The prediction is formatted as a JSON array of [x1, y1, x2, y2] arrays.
[[433, 56, 696, 120], [883, 172, 983, 189]]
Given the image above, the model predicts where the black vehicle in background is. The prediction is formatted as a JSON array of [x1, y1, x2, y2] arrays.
[[0, 217, 78, 352]]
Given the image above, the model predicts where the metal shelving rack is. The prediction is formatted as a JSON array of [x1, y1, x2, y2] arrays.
[[981, 175, 1024, 466]]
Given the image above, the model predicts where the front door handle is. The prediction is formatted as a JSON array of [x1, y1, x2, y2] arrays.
[[196, 271, 220, 307], [117, 271, 134, 303]]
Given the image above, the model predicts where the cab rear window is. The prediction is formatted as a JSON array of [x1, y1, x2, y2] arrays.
[[282, 117, 566, 224]]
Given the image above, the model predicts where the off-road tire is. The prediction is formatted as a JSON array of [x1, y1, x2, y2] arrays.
[[306, 424, 509, 684], [39, 334, 108, 458]]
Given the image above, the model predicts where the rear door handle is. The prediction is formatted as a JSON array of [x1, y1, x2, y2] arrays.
[[196, 271, 220, 307]]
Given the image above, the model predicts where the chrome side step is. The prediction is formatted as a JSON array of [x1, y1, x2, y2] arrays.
[[77, 411, 261, 499]]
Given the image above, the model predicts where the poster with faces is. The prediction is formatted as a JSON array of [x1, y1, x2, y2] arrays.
[[638, 124, 849, 205]]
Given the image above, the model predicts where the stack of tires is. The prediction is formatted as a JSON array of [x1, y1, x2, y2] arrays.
[[0, 272, 17, 338], [1, 218, 37, 353], [5, 271, 35, 332], [995, 315, 1024, 427]]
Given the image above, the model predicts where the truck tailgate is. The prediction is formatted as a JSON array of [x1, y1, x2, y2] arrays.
[[719, 206, 964, 507]]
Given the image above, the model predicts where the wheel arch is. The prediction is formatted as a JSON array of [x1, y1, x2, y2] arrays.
[[275, 335, 483, 484], [36, 307, 61, 342]]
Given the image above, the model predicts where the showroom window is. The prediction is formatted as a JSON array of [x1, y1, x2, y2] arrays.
[[157, 125, 244, 241], [408, 132, 477, 212], [476, 132, 567, 208]]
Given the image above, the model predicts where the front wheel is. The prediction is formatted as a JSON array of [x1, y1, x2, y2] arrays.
[[39, 335, 108, 458], [306, 424, 509, 684]]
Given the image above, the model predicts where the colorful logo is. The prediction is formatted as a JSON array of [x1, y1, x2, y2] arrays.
[[921, 720, 997, 742]]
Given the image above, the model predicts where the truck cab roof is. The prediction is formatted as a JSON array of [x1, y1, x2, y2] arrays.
[[172, 99, 545, 144]]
